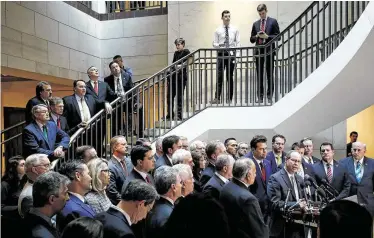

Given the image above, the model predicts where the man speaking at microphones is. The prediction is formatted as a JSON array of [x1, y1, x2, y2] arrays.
[[312, 142, 351, 200], [267, 150, 306, 238]]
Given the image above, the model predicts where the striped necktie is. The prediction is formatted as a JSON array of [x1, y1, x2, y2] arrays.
[[356, 162, 362, 183], [225, 26, 229, 48], [326, 163, 333, 183]]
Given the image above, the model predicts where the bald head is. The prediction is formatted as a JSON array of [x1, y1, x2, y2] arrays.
[[352, 142, 366, 161]]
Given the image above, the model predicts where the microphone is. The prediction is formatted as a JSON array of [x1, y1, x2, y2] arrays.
[[304, 174, 318, 188], [288, 199, 304, 211], [321, 179, 339, 196], [316, 186, 327, 198], [283, 188, 291, 212]]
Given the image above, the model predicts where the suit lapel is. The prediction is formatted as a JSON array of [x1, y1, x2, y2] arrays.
[[332, 161, 340, 183], [32, 122, 50, 149], [280, 169, 296, 200], [362, 157, 369, 181], [72, 95, 82, 119], [46, 122, 54, 149], [70, 194, 95, 217], [317, 161, 327, 180], [214, 174, 226, 187], [84, 95, 94, 116], [347, 157, 356, 180], [250, 157, 266, 187]]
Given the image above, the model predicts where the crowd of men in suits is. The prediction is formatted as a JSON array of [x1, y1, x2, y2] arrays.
[[10, 128, 374, 238]]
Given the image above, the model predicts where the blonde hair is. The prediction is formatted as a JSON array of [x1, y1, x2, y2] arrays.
[[87, 158, 108, 193]]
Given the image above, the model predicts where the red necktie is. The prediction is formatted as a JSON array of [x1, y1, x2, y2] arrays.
[[259, 19, 265, 44], [94, 81, 98, 94], [260, 162, 266, 181], [57, 117, 61, 129], [145, 175, 151, 184], [120, 160, 128, 176]]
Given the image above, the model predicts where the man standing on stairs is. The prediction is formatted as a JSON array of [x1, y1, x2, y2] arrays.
[[105, 61, 144, 138], [212, 10, 240, 104], [25, 81, 53, 124], [250, 4, 280, 103]]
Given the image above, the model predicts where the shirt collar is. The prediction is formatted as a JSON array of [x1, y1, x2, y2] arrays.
[[75, 94, 84, 101], [215, 172, 229, 184], [236, 178, 249, 188], [355, 157, 364, 165], [113, 154, 125, 163], [323, 160, 334, 167], [166, 154, 173, 164], [160, 195, 174, 205], [51, 113, 59, 123], [253, 156, 263, 165], [35, 120, 45, 129], [29, 208, 53, 226], [112, 206, 132, 226], [134, 167, 148, 180], [69, 192, 85, 203], [284, 167, 295, 178]]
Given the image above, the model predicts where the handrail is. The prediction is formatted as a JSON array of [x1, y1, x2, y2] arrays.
[[0, 121, 26, 134]]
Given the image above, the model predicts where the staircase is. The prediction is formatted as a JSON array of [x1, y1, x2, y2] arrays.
[[1, 1, 370, 171]]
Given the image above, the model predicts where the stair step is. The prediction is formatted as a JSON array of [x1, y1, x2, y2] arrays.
[[154, 120, 182, 129], [143, 128, 170, 138]]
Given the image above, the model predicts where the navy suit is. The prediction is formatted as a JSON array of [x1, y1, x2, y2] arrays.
[[220, 178, 268, 238], [248, 157, 272, 221], [127, 169, 155, 186], [312, 160, 350, 200], [25, 96, 47, 124], [57, 193, 96, 233], [199, 162, 216, 187], [266, 151, 286, 174], [85, 80, 117, 103], [95, 206, 135, 238], [250, 17, 280, 100], [22, 121, 69, 161], [106, 157, 133, 205], [24, 209, 58, 238], [340, 156, 374, 204], [146, 197, 174, 238], [155, 155, 172, 169], [202, 173, 226, 200], [267, 169, 305, 238]]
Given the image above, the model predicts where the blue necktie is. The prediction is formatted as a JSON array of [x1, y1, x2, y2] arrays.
[[355, 162, 362, 183]]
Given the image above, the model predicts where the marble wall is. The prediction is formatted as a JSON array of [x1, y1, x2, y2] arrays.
[[1, 1, 168, 82]]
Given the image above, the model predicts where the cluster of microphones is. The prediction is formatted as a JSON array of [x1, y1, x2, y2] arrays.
[[282, 175, 340, 221]]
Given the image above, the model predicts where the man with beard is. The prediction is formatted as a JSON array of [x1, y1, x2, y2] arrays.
[[266, 135, 287, 173], [25, 81, 53, 123]]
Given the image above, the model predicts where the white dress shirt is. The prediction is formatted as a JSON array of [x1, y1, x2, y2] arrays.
[[213, 24, 240, 56], [74, 94, 91, 122], [323, 160, 334, 177], [112, 206, 132, 226], [113, 74, 124, 95], [215, 172, 229, 184], [134, 167, 148, 181]]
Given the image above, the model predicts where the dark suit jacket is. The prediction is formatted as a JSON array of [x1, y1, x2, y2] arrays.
[[250, 17, 280, 55], [340, 156, 374, 202], [22, 121, 70, 160], [25, 96, 47, 124], [248, 156, 272, 217], [127, 169, 155, 186], [267, 169, 305, 237], [106, 157, 133, 205], [203, 173, 226, 200], [95, 207, 135, 238], [62, 94, 104, 134], [199, 162, 216, 187], [312, 160, 350, 200], [146, 197, 174, 238], [155, 155, 172, 169], [49, 115, 71, 135], [24, 210, 58, 238], [85, 80, 117, 103], [266, 151, 287, 174], [104, 70, 133, 94], [220, 178, 268, 238]]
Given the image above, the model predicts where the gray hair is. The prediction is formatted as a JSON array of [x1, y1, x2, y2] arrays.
[[173, 164, 193, 182], [206, 140, 225, 159], [110, 135, 127, 153], [155, 137, 163, 150], [31, 104, 48, 117], [215, 154, 235, 172], [189, 140, 204, 152], [32, 171, 70, 207], [121, 179, 159, 205], [233, 158, 255, 180], [25, 154, 48, 171], [286, 150, 300, 160], [172, 149, 191, 165], [49, 96, 63, 106], [154, 166, 178, 195]]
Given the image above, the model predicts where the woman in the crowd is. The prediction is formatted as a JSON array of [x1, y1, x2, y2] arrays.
[[1, 155, 26, 215], [191, 151, 205, 192], [164, 193, 230, 238], [164, 37, 191, 120], [85, 158, 112, 214], [61, 217, 103, 238]]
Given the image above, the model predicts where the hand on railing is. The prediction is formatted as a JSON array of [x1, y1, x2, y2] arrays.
[[54, 146, 65, 158], [78, 121, 89, 129], [104, 102, 113, 114]]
